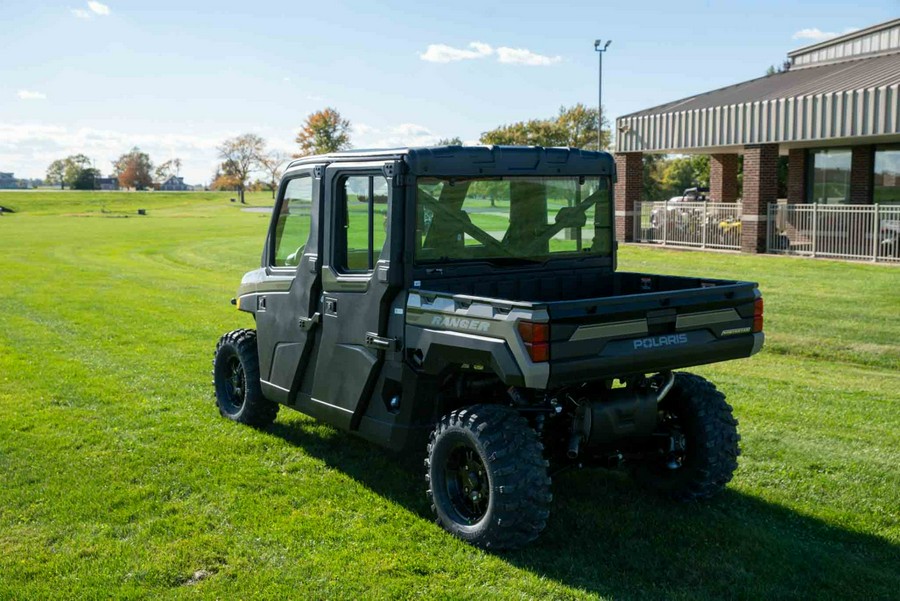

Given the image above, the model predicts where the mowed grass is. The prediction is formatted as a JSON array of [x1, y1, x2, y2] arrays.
[[0, 190, 898, 600]]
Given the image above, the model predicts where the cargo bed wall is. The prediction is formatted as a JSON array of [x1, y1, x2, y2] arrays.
[[417, 270, 737, 303]]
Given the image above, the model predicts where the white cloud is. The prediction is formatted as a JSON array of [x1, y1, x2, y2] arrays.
[[17, 90, 47, 100], [792, 27, 859, 42], [420, 42, 494, 63], [351, 123, 441, 148], [352, 123, 378, 137], [87, 1, 110, 15], [71, 8, 91, 19], [496, 46, 562, 66], [420, 41, 561, 66], [0, 122, 224, 183]]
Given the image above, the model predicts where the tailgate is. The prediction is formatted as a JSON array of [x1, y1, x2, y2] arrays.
[[547, 280, 763, 386]]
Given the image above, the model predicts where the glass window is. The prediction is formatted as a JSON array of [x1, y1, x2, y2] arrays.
[[808, 149, 851, 204], [339, 174, 389, 272], [874, 146, 900, 205], [272, 176, 313, 267], [415, 176, 612, 265]]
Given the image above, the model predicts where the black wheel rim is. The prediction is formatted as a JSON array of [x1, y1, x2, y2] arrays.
[[443, 443, 490, 524], [222, 355, 246, 414]]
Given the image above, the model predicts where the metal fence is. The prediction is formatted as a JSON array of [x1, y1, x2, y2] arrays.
[[634, 202, 742, 250], [767, 203, 900, 263]]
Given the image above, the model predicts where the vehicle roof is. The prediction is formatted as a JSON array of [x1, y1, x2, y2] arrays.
[[285, 145, 615, 178]]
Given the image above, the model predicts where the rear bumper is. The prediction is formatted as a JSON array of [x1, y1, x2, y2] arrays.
[[548, 332, 763, 387]]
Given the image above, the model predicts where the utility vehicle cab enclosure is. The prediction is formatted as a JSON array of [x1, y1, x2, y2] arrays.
[[213, 146, 764, 549]]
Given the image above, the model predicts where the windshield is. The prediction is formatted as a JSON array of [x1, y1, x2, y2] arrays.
[[415, 175, 612, 265]]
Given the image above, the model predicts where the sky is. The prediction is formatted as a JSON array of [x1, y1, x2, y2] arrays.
[[1, 1, 897, 184]]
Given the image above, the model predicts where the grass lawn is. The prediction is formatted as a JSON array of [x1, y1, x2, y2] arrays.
[[1, 190, 898, 600]]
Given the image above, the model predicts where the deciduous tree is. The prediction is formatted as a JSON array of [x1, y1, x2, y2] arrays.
[[217, 133, 265, 203], [73, 167, 99, 190], [479, 104, 611, 150], [45, 155, 94, 189], [258, 150, 289, 199], [114, 147, 154, 190], [155, 158, 183, 182], [45, 159, 67, 188], [295, 108, 351, 157]]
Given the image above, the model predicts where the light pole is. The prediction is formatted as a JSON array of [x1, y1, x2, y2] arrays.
[[594, 39, 611, 150]]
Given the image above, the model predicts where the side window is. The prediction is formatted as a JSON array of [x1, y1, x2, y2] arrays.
[[338, 174, 389, 273], [272, 176, 313, 267]]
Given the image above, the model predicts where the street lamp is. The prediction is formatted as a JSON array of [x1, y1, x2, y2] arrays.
[[594, 39, 611, 150]]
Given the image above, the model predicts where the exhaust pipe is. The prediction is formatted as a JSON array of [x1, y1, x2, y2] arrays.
[[567, 432, 583, 459], [656, 371, 675, 402]]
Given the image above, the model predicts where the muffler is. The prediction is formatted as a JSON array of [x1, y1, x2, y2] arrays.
[[567, 386, 661, 459]]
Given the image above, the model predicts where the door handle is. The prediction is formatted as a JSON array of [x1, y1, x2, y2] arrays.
[[365, 332, 398, 351], [298, 312, 320, 331]]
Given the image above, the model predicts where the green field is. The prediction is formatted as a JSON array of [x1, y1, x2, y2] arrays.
[[1, 190, 898, 600]]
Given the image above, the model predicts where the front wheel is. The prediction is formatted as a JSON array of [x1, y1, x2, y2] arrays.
[[426, 404, 552, 550], [634, 372, 740, 500]]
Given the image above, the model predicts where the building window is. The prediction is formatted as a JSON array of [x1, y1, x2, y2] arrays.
[[874, 145, 900, 205], [808, 148, 851, 204]]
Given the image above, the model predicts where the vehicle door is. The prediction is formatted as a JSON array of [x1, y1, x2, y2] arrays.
[[254, 166, 323, 404], [310, 161, 403, 430]]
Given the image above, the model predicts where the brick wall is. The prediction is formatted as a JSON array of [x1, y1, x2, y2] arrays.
[[709, 154, 738, 203], [614, 152, 643, 242], [741, 144, 779, 253], [787, 148, 806, 203], [850, 145, 874, 204]]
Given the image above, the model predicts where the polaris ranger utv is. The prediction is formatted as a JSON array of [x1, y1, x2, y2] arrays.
[[213, 146, 764, 549]]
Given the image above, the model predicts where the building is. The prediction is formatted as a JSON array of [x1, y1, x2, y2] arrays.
[[94, 177, 119, 191], [159, 175, 189, 191], [0, 172, 18, 189], [615, 18, 900, 255]]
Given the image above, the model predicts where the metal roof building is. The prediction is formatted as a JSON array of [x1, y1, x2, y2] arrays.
[[613, 18, 900, 254]]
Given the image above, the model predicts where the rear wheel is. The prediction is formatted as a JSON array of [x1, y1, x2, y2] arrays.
[[213, 329, 278, 427], [426, 404, 552, 550], [634, 372, 739, 500]]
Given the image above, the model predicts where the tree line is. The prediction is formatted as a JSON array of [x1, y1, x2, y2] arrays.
[[45, 150, 184, 190], [42, 105, 752, 201]]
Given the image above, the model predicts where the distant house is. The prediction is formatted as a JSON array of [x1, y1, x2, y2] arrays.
[[159, 176, 189, 191], [94, 176, 119, 191], [0, 172, 18, 189]]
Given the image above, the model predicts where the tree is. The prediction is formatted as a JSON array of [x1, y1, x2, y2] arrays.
[[480, 118, 567, 147], [437, 137, 463, 146], [295, 108, 351, 157], [479, 104, 611, 150], [217, 133, 265, 203], [46, 155, 93, 189], [46, 159, 67, 189], [210, 165, 241, 192], [73, 167, 99, 190], [642, 154, 665, 201], [557, 104, 611, 150], [63, 154, 93, 188], [155, 158, 183, 182], [114, 147, 154, 190], [258, 150, 289, 199]]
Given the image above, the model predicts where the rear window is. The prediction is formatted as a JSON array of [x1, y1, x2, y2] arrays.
[[415, 175, 612, 265]]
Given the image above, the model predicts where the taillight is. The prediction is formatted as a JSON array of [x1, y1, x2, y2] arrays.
[[518, 321, 550, 362], [753, 297, 764, 333]]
